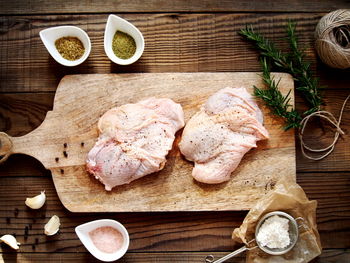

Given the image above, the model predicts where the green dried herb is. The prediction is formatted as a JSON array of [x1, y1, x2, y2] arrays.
[[239, 21, 323, 130], [254, 57, 302, 130], [55, 36, 85, 61], [112, 31, 136, 59]]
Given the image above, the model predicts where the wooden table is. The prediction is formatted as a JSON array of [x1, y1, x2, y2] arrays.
[[0, 1, 349, 262]]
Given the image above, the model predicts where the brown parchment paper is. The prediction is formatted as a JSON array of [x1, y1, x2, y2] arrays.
[[232, 177, 322, 263]]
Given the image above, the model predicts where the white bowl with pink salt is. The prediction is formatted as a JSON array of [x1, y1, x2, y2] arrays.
[[75, 219, 129, 262]]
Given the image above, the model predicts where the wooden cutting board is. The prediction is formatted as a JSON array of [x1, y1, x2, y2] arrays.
[[0, 73, 295, 212]]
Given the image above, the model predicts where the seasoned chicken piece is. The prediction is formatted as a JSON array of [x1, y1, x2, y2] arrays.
[[86, 98, 184, 191], [179, 87, 269, 184]]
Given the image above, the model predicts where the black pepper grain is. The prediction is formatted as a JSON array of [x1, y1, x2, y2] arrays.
[[24, 226, 29, 239], [55, 157, 59, 162], [63, 151, 68, 158], [60, 169, 64, 174], [63, 143, 67, 148], [81, 142, 84, 147]]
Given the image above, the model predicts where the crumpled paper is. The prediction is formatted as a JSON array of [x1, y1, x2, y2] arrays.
[[232, 178, 322, 263]]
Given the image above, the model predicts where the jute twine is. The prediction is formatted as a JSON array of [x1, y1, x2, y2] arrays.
[[297, 10, 350, 160], [298, 95, 349, 160], [315, 9, 350, 69]]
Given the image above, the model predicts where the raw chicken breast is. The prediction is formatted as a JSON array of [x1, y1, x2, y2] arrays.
[[179, 87, 269, 184], [86, 98, 185, 191]]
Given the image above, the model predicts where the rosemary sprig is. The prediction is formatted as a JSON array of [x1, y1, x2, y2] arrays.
[[254, 58, 302, 130], [285, 22, 323, 114], [239, 22, 323, 129]]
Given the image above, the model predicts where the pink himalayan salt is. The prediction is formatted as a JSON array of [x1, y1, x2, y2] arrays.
[[89, 226, 124, 254]]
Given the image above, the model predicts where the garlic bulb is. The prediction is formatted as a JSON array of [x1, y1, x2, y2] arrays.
[[44, 215, 60, 236], [0, 234, 20, 250], [25, 191, 46, 209]]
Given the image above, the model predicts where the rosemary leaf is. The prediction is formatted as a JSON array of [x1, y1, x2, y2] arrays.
[[239, 21, 323, 130], [254, 58, 302, 130]]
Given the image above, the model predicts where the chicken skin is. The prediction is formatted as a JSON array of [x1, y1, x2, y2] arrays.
[[86, 98, 185, 191], [179, 87, 269, 184]]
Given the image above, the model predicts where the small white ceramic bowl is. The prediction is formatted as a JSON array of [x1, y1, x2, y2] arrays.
[[39, 26, 91, 67], [75, 219, 130, 262], [104, 14, 145, 65]]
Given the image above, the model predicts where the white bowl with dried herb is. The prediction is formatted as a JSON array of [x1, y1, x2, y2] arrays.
[[40, 26, 91, 67], [104, 15, 144, 65]]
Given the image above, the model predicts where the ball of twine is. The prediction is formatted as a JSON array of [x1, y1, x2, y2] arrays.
[[315, 9, 350, 69]]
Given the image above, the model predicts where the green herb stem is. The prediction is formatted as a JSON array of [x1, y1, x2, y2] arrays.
[[239, 21, 323, 129], [255, 58, 302, 130]]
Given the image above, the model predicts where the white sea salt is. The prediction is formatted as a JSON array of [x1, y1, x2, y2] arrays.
[[256, 215, 291, 249]]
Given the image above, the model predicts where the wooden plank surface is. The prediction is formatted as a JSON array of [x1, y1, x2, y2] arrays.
[[1, 250, 349, 263], [0, 172, 349, 253], [1, 13, 350, 93], [0, 2, 350, 262], [1, 89, 349, 173], [1, 73, 295, 212], [0, 0, 349, 14]]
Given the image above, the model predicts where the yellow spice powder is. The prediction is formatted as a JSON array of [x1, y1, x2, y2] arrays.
[[55, 36, 85, 61]]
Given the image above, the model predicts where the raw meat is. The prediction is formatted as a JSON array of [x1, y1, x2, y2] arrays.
[[179, 87, 269, 184], [86, 98, 184, 191]]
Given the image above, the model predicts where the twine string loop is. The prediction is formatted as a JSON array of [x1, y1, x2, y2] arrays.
[[299, 95, 350, 160]]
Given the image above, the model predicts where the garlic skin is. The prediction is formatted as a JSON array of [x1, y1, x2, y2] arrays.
[[25, 191, 46, 209], [0, 234, 20, 250], [45, 215, 60, 236]]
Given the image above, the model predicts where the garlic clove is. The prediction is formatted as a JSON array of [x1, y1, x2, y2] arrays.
[[0, 234, 20, 250], [25, 191, 46, 209], [44, 215, 60, 236]]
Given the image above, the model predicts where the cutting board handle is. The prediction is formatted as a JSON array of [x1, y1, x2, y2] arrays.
[[0, 110, 86, 169], [0, 131, 40, 165], [0, 132, 13, 164]]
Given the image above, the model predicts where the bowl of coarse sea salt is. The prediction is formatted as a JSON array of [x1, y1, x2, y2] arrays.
[[75, 219, 129, 262]]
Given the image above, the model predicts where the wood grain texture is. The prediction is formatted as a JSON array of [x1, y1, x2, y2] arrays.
[[295, 89, 350, 172], [1, 250, 350, 263], [1, 88, 349, 174], [1, 13, 350, 93], [0, 2, 349, 261], [0, 0, 349, 14], [0, 172, 348, 253], [0, 73, 295, 212], [0, 93, 54, 136]]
